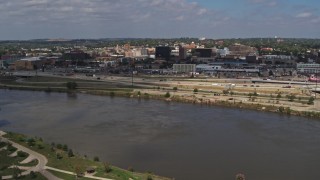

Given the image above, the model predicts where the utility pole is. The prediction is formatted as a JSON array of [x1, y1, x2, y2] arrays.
[[132, 68, 134, 88]]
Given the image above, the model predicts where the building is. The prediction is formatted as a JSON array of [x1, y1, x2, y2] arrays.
[[155, 47, 171, 61], [228, 44, 258, 57], [179, 46, 187, 60], [196, 64, 221, 73], [217, 48, 230, 57], [14, 57, 45, 70], [297, 63, 320, 74], [194, 48, 212, 57], [62, 50, 91, 60], [246, 56, 259, 64], [173, 64, 196, 73], [262, 55, 296, 67], [1, 55, 24, 69]]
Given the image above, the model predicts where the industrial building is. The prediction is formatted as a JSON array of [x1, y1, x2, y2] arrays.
[[14, 57, 46, 70], [297, 63, 320, 74]]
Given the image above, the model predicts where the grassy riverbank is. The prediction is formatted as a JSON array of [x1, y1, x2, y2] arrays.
[[3, 132, 173, 180]]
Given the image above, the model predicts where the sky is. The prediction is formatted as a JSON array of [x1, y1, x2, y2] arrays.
[[0, 0, 319, 40]]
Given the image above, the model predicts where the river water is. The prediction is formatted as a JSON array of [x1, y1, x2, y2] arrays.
[[0, 89, 320, 180]]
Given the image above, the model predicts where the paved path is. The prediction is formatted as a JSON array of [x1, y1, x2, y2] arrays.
[[45, 166, 113, 180], [1, 130, 113, 180], [20, 154, 36, 164], [0, 130, 62, 180]]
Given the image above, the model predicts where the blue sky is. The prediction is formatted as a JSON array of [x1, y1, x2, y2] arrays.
[[0, 0, 319, 40]]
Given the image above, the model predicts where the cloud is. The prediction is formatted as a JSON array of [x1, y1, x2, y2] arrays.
[[296, 12, 312, 18], [246, 0, 278, 7], [0, 0, 319, 39]]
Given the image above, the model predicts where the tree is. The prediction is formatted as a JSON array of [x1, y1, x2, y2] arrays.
[[104, 162, 112, 173], [193, 88, 198, 93], [173, 87, 178, 91], [68, 149, 74, 157], [56, 144, 63, 149], [63, 144, 68, 151], [308, 97, 315, 105]]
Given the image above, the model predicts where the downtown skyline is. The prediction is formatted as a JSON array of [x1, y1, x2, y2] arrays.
[[0, 0, 319, 40]]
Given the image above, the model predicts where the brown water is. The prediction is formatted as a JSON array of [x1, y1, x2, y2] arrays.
[[1, 89, 320, 180]]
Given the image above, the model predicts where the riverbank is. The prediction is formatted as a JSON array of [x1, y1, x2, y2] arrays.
[[1, 75, 320, 119], [1, 131, 173, 180]]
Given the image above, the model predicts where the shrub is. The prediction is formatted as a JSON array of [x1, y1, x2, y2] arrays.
[[17, 151, 28, 158], [287, 94, 296, 102], [164, 92, 171, 98], [110, 91, 115, 97], [147, 175, 153, 180], [27, 138, 36, 146], [0, 142, 7, 148], [37, 144, 44, 149], [278, 106, 285, 113], [7, 144, 17, 152], [173, 87, 178, 91], [94, 156, 100, 162], [56, 153, 63, 159], [18, 137, 25, 142], [286, 107, 292, 115], [137, 91, 141, 95], [193, 88, 198, 93], [276, 93, 282, 99]]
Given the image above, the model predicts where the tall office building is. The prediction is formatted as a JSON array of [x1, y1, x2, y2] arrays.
[[155, 46, 171, 61], [194, 48, 212, 57], [179, 46, 187, 60]]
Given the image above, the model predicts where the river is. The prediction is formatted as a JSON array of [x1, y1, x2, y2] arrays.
[[0, 89, 320, 180]]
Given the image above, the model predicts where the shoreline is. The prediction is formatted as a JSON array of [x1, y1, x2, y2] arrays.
[[1, 83, 320, 119]]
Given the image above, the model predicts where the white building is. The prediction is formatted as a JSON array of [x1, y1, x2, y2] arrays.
[[173, 64, 196, 73], [217, 48, 230, 57], [297, 63, 320, 74]]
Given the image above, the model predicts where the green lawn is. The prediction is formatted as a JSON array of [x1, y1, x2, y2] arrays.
[[0, 146, 29, 176]]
